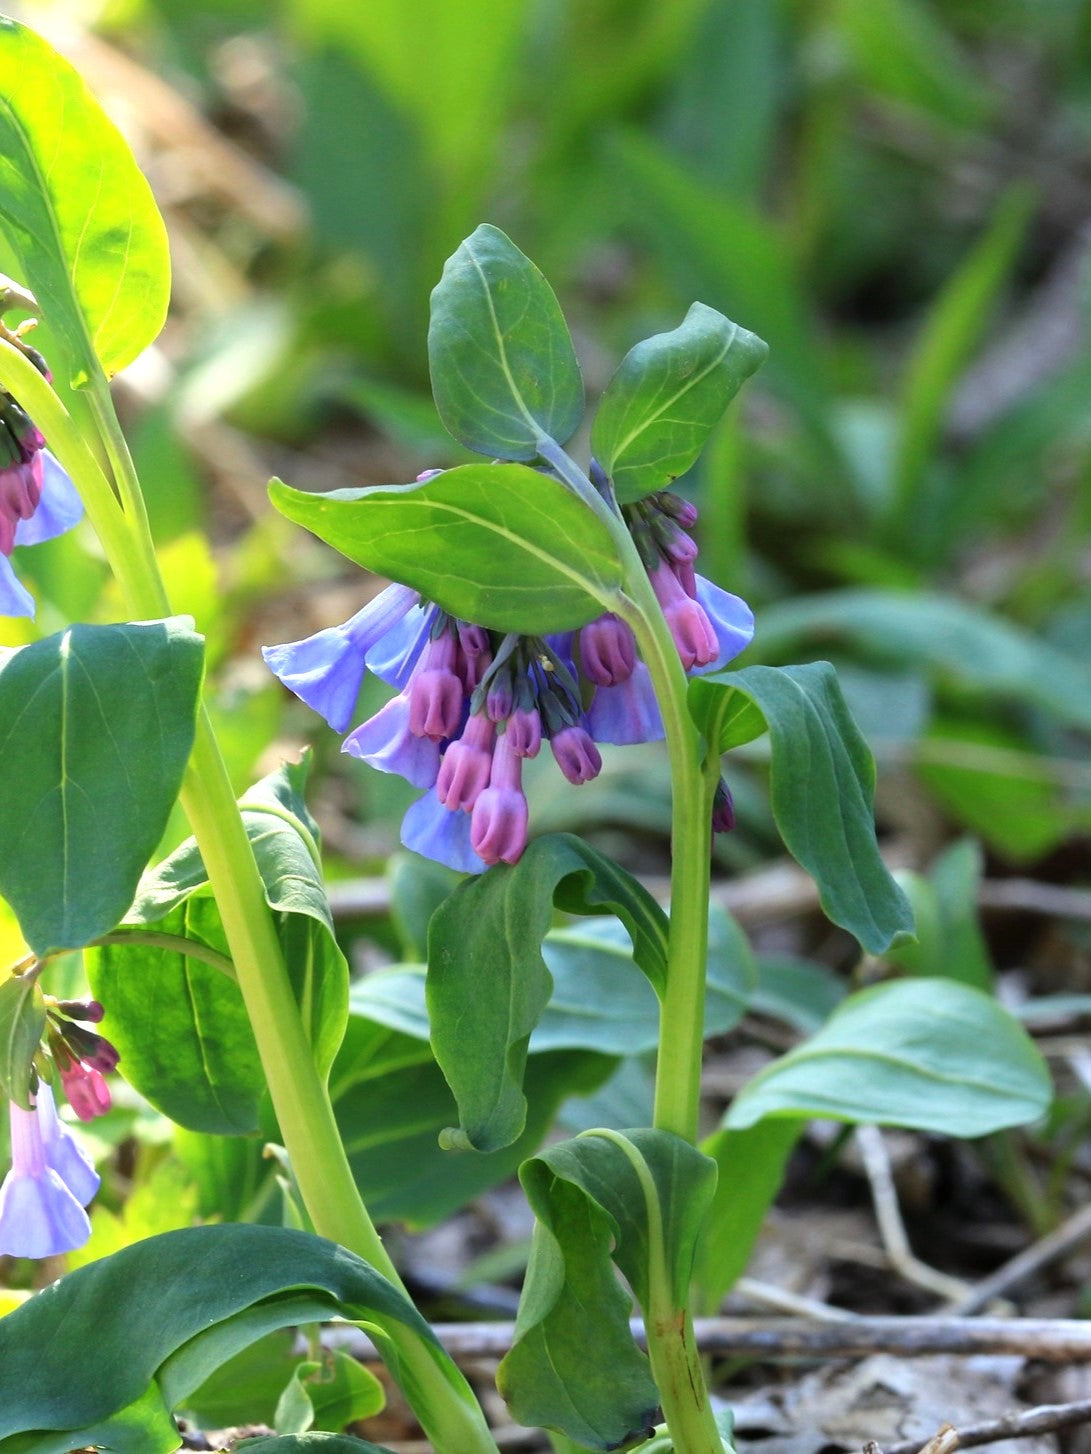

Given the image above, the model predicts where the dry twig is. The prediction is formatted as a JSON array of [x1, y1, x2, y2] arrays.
[[882, 1396, 1091, 1454]]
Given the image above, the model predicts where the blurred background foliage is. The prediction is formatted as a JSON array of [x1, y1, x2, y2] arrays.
[[2, 0, 1091, 1327], [4, 0, 1088, 876]]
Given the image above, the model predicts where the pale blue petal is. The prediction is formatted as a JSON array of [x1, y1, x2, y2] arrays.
[[0, 1167, 91, 1258], [262, 585, 417, 732], [365, 604, 437, 689], [694, 576, 754, 674], [342, 693, 441, 789], [37, 1084, 99, 1207], [401, 788, 486, 874], [587, 662, 664, 744], [14, 452, 83, 547], [0, 554, 34, 618]]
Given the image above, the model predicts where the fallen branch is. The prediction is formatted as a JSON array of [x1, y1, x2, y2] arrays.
[[321, 1316, 1091, 1365], [881, 1395, 1091, 1454]]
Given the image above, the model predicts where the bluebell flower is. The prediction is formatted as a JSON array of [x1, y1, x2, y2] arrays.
[[0, 420, 84, 619], [263, 486, 754, 870], [0, 1086, 94, 1259], [260, 583, 419, 732]]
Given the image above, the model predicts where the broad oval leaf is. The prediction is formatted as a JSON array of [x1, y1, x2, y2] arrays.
[[690, 661, 913, 953], [0, 18, 170, 383], [427, 833, 669, 1152], [725, 977, 1052, 1136], [498, 1129, 716, 1449], [0, 1225, 446, 1454], [428, 224, 584, 459], [269, 464, 623, 634], [87, 758, 347, 1134], [591, 302, 768, 502], [0, 619, 203, 956]]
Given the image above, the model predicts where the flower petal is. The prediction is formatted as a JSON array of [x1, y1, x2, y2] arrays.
[[262, 585, 418, 732], [587, 662, 664, 745], [694, 576, 755, 673], [0, 1166, 91, 1258], [0, 553, 34, 618], [365, 603, 437, 690], [13, 451, 83, 547], [401, 788, 486, 874], [36, 1083, 99, 1207], [342, 692, 441, 789]]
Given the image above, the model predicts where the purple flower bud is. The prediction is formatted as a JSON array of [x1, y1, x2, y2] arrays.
[[661, 525, 699, 566], [408, 631, 464, 741], [437, 711, 495, 811], [551, 725, 602, 784], [712, 778, 735, 834], [54, 998, 105, 1025], [458, 623, 490, 658], [457, 641, 492, 693], [649, 560, 718, 670], [471, 734, 529, 865], [506, 706, 542, 758], [0, 1096, 91, 1258], [673, 557, 698, 598], [659, 491, 699, 529], [579, 613, 637, 687], [485, 669, 514, 722]]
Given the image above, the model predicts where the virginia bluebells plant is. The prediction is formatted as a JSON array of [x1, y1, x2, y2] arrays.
[[0, 321, 84, 618], [264, 481, 752, 873]]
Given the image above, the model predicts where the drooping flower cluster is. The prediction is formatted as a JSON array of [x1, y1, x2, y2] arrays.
[[0, 325, 84, 618], [264, 486, 752, 872], [0, 996, 117, 1259]]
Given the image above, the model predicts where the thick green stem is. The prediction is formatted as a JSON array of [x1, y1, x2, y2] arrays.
[[0, 347, 499, 1454]]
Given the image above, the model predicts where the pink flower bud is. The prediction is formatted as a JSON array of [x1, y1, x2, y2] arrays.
[[437, 712, 496, 811], [649, 561, 717, 670], [551, 725, 602, 784], [506, 706, 542, 757], [470, 734, 529, 865], [60, 1063, 111, 1122], [579, 613, 636, 687], [408, 631, 464, 741], [0, 457, 42, 556]]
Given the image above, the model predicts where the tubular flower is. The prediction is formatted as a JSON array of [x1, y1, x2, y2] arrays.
[[0, 1084, 97, 1259], [0, 369, 84, 618], [263, 483, 753, 872]]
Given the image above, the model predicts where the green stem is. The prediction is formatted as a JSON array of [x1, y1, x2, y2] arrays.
[[2, 348, 498, 1454]]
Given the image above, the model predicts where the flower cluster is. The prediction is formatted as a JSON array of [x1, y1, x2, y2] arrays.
[[266, 484, 752, 872], [0, 996, 116, 1259], [0, 326, 83, 618]]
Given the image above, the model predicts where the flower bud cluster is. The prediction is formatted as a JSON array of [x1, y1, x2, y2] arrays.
[[0, 996, 117, 1260], [264, 479, 755, 872]]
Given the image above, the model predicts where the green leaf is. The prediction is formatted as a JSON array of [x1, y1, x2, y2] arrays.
[[755, 589, 1091, 733], [0, 1225, 446, 1453], [0, 18, 170, 383], [87, 758, 347, 1132], [427, 833, 669, 1151], [690, 662, 913, 952], [0, 620, 203, 956], [892, 186, 1031, 533], [498, 1129, 716, 1449], [887, 840, 992, 989], [275, 1349, 385, 1435], [726, 978, 1053, 1137], [269, 463, 623, 635], [0, 973, 45, 1108], [591, 302, 767, 502], [428, 224, 583, 459], [694, 1120, 803, 1310]]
